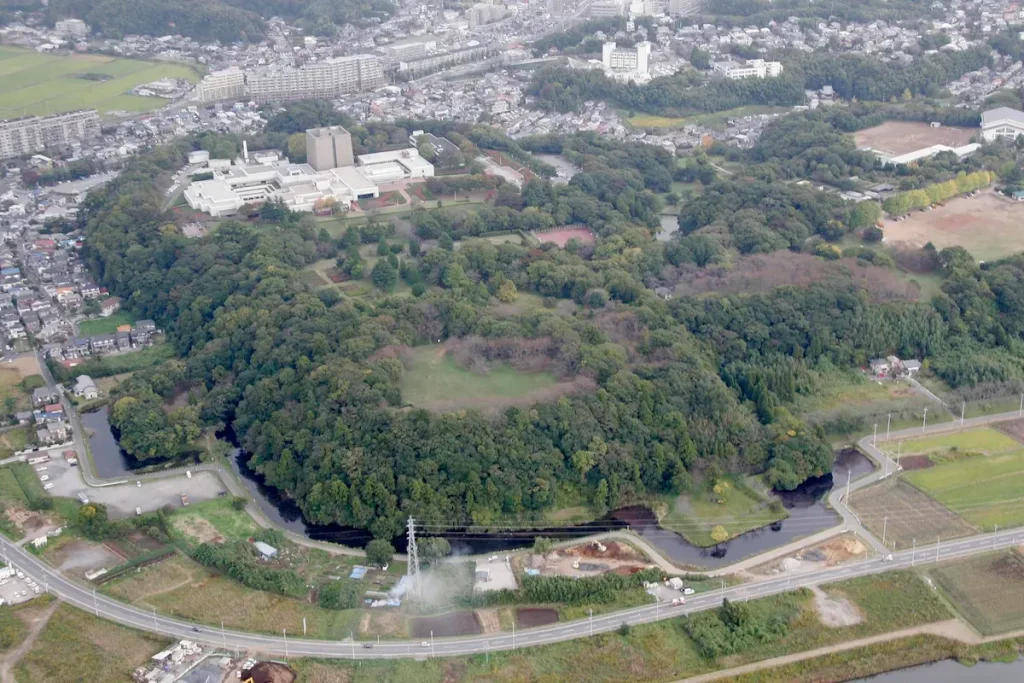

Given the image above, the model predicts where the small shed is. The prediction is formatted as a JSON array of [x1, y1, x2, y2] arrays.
[[253, 541, 278, 560]]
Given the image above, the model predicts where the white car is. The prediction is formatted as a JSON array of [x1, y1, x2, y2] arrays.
[[421, 642, 430, 648], [682, 587, 695, 596], [39, 475, 48, 482], [43, 483, 53, 490]]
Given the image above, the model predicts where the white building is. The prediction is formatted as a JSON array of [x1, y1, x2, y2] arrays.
[[602, 41, 651, 76], [589, 0, 625, 16], [981, 107, 1024, 142], [54, 18, 88, 41], [196, 67, 245, 103], [246, 55, 383, 104], [356, 148, 435, 183], [668, 0, 701, 16], [0, 110, 100, 159], [712, 59, 783, 80]]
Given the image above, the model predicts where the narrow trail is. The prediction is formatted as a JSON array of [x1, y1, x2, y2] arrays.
[[0, 599, 59, 683], [674, 618, 1024, 683]]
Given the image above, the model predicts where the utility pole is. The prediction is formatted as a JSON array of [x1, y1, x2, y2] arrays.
[[961, 401, 965, 426], [936, 536, 940, 563], [873, 423, 877, 446], [882, 516, 888, 547], [283, 629, 288, 659], [922, 407, 928, 434], [431, 630, 435, 658], [886, 413, 891, 440], [845, 469, 851, 505], [1020, 393, 1023, 417], [589, 608, 593, 637], [407, 517, 421, 600], [912, 538, 916, 566], [995, 525, 999, 549], [93, 588, 98, 616], [152, 607, 158, 634], [512, 621, 516, 650], [351, 632, 355, 660], [303, 617, 307, 637], [897, 442, 902, 470]]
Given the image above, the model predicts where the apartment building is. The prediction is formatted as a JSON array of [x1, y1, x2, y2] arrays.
[[196, 67, 245, 103], [306, 126, 354, 171], [245, 55, 383, 104], [589, 0, 625, 16], [602, 41, 650, 75], [668, 0, 701, 16], [54, 18, 88, 41], [0, 110, 100, 159], [712, 59, 784, 80]]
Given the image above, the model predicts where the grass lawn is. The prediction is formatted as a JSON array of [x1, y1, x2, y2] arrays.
[[78, 311, 136, 336], [168, 498, 260, 547], [14, 601, 168, 683], [660, 476, 786, 547], [0, 46, 200, 118], [60, 341, 175, 380], [0, 364, 33, 418], [930, 550, 1024, 635], [400, 345, 560, 411], [628, 105, 790, 131]]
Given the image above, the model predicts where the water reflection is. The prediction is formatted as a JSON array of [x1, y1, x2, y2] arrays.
[[853, 657, 1024, 682], [81, 407, 134, 479]]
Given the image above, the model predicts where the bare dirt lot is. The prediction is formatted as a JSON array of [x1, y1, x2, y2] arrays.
[[997, 418, 1024, 444], [853, 121, 975, 157], [899, 455, 934, 470], [533, 540, 652, 578], [850, 479, 978, 549], [751, 534, 869, 578], [46, 538, 123, 579], [881, 191, 1024, 262], [411, 611, 481, 638], [532, 227, 596, 248], [810, 585, 863, 627]]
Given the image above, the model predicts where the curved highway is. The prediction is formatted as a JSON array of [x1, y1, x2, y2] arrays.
[[4, 528, 1022, 659]]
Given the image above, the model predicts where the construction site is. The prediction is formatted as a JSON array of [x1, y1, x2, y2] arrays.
[[524, 540, 653, 578]]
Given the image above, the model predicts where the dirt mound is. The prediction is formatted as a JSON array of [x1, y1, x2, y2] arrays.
[[242, 662, 295, 683], [900, 455, 934, 470]]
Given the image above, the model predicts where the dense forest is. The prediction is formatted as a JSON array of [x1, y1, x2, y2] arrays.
[[694, 0, 944, 26], [528, 47, 991, 117], [77, 109, 1024, 542], [38, 0, 394, 42]]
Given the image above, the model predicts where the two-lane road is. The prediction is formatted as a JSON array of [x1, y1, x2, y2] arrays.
[[4, 527, 1023, 659]]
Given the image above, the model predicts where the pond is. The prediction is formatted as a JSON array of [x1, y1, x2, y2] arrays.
[[230, 447, 874, 569], [81, 407, 134, 479], [853, 657, 1024, 682], [657, 214, 679, 242]]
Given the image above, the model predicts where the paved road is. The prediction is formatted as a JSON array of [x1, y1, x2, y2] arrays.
[[3, 526, 1023, 659]]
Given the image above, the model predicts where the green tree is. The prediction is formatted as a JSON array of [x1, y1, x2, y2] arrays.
[[710, 525, 729, 544], [365, 539, 395, 567], [371, 260, 398, 292]]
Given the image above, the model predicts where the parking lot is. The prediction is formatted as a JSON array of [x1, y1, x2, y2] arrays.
[[0, 569, 43, 605], [32, 449, 227, 519]]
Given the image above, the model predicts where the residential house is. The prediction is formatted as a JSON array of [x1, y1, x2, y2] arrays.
[[73, 375, 98, 399], [31, 386, 58, 407], [132, 320, 157, 345], [869, 358, 890, 377], [89, 333, 116, 353], [80, 282, 100, 299], [99, 296, 120, 317], [902, 359, 922, 376], [63, 337, 91, 359], [115, 330, 131, 351]]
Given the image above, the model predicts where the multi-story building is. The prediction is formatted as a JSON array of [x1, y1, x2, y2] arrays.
[[0, 110, 100, 159], [981, 107, 1024, 142], [54, 18, 88, 41], [196, 67, 245, 103], [668, 0, 701, 16], [712, 59, 784, 80], [602, 41, 650, 75], [589, 0, 625, 17], [245, 55, 383, 104], [306, 126, 354, 171], [466, 3, 508, 27]]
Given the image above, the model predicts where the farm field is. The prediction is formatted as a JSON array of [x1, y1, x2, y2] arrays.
[[661, 476, 786, 547], [886, 427, 1022, 458], [880, 191, 1024, 262], [930, 550, 1024, 635], [14, 601, 168, 683], [399, 344, 585, 412], [853, 121, 975, 157], [849, 479, 977, 549], [0, 46, 199, 117], [78, 311, 136, 336]]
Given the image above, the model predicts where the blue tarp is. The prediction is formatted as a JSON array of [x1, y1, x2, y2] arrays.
[[349, 566, 368, 580]]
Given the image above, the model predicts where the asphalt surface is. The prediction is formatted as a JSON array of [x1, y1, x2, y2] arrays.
[[3, 527, 1022, 658]]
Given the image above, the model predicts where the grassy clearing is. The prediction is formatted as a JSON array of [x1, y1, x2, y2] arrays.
[[850, 479, 977, 549], [400, 345, 559, 410], [104, 553, 362, 639], [930, 550, 1024, 635], [888, 427, 1022, 457], [628, 105, 789, 131], [78, 311, 136, 336], [14, 601, 168, 683], [54, 341, 175, 380], [660, 476, 786, 547], [0, 365, 31, 417], [0, 45, 199, 117], [168, 497, 259, 547]]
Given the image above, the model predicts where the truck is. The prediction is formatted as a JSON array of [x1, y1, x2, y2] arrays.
[[26, 455, 49, 465], [180, 494, 189, 507]]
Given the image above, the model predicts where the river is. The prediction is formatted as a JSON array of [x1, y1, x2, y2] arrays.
[[229, 446, 872, 569], [854, 657, 1024, 682]]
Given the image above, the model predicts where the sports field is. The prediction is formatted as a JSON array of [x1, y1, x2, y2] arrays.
[[880, 191, 1024, 262], [931, 550, 1024, 635], [853, 121, 974, 157], [0, 46, 199, 117]]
